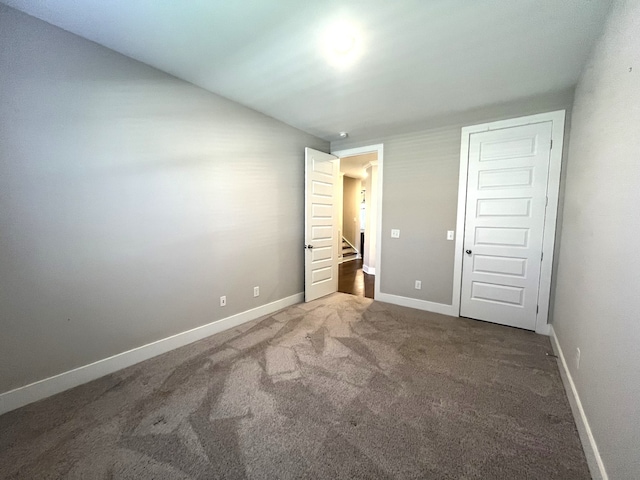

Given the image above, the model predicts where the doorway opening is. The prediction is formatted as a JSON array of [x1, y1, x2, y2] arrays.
[[304, 144, 382, 303], [335, 151, 378, 299]]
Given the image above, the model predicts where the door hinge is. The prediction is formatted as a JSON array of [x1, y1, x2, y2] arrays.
[[545, 196, 549, 207], [550, 139, 553, 150], [541, 252, 544, 261], [537, 305, 539, 314]]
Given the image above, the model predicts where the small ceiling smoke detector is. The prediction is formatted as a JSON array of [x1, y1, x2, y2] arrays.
[[339, 132, 349, 138]]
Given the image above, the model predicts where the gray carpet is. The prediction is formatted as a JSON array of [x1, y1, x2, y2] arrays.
[[0, 293, 590, 479]]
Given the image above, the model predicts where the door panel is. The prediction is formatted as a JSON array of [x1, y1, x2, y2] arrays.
[[471, 282, 524, 306], [475, 227, 529, 247], [478, 167, 533, 189], [476, 198, 531, 217], [460, 122, 552, 330], [473, 255, 527, 277], [305, 148, 339, 302]]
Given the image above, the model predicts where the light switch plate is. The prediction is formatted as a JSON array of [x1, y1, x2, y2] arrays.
[[447, 230, 454, 240], [391, 229, 400, 238]]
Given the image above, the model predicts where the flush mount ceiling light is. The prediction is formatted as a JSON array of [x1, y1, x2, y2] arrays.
[[323, 21, 362, 68], [339, 131, 349, 138], [330, 30, 355, 55]]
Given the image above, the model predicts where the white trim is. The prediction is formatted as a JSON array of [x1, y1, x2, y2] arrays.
[[332, 144, 384, 301], [454, 110, 566, 334], [536, 112, 566, 333], [376, 293, 457, 317], [362, 265, 375, 275], [452, 128, 470, 317], [549, 326, 608, 480], [0, 293, 303, 416], [363, 160, 378, 169]]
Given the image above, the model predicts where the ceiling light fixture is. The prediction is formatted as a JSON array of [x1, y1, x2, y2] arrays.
[[339, 131, 349, 138], [323, 21, 362, 68], [330, 31, 355, 55]]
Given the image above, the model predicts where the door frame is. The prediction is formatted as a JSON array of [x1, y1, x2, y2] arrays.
[[331, 144, 384, 300], [453, 110, 566, 334]]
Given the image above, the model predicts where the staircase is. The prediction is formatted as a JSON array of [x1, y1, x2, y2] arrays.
[[341, 237, 358, 262]]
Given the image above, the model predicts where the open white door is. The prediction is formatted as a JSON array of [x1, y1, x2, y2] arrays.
[[305, 148, 340, 302], [460, 122, 552, 330]]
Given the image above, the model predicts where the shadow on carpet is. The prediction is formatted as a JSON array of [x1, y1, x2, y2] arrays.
[[0, 293, 590, 479]]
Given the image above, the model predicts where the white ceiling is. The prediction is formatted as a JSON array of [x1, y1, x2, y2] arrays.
[[3, 0, 612, 141]]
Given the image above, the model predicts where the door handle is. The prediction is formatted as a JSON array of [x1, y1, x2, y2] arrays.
[[465, 249, 472, 255], [305, 244, 314, 249]]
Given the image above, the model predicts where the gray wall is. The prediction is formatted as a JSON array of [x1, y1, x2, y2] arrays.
[[332, 90, 574, 305], [552, 0, 640, 478], [0, 5, 327, 394], [342, 176, 359, 247]]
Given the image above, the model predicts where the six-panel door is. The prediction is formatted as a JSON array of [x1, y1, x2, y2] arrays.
[[304, 148, 339, 302], [460, 122, 553, 330]]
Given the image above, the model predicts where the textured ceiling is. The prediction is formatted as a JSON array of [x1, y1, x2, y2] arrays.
[[2, 0, 612, 141]]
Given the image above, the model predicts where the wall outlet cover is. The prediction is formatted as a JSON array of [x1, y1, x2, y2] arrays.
[[391, 229, 400, 238], [415, 280, 422, 289], [220, 296, 227, 307], [253, 286, 259, 297]]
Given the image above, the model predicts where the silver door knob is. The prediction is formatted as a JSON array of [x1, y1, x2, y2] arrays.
[[465, 249, 472, 255]]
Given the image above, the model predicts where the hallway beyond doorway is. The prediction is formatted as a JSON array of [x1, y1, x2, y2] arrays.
[[338, 258, 374, 299]]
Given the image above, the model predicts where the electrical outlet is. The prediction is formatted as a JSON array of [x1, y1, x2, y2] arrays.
[[220, 296, 227, 307], [415, 280, 422, 290], [253, 286, 259, 297], [391, 229, 400, 238], [575, 348, 581, 369], [447, 230, 455, 240]]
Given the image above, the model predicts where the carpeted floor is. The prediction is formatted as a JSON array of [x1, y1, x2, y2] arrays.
[[0, 293, 590, 479]]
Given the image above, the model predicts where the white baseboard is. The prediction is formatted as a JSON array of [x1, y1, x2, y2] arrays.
[[363, 265, 375, 275], [0, 293, 303, 416], [375, 292, 457, 317], [549, 326, 608, 480]]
